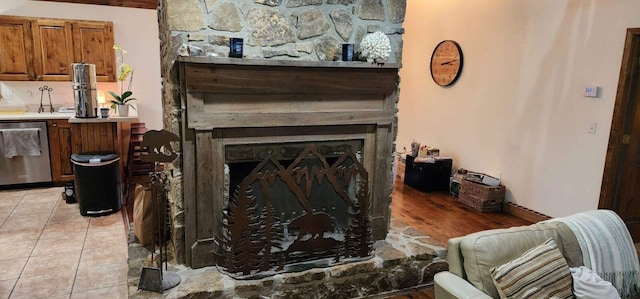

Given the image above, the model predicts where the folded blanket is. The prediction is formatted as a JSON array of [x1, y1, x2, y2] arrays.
[[0, 128, 41, 158], [555, 210, 640, 299]]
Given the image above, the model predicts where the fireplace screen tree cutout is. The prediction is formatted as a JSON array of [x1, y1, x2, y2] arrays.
[[216, 144, 374, 279]]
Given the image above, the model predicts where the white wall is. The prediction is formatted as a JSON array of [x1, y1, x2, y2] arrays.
[[0, 0, 162, 129], [398, 0, 640, 217]]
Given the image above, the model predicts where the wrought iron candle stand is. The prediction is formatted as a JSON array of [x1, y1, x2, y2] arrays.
[[138, 130, 181, 293], [38, 85, 54, 113]]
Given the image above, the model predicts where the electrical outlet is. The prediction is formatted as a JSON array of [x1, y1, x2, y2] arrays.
[[0, 83, 13, 100]]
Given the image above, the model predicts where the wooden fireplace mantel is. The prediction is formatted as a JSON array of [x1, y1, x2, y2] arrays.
[[179, 57, 400, 130], [178, 57, 399, 268], [176, 56, 402, 69]]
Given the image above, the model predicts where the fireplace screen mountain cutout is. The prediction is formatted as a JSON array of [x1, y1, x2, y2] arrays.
[[215, 144, 374, 279]]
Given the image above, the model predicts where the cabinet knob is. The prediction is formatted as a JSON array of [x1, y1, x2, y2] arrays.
[[53, 123, 57, 127]]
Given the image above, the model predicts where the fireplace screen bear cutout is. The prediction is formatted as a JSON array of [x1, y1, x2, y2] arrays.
[[215, 144, 374, 279], [140, 130, 180, 163]]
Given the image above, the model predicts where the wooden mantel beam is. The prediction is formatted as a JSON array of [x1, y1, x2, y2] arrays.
[[35, 0, 157, 10]]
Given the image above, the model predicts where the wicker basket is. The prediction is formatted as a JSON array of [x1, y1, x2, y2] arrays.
[[458, 179, 505, 212]]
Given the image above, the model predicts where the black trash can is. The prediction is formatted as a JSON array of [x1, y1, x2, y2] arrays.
[[71, 152, 121, 216]]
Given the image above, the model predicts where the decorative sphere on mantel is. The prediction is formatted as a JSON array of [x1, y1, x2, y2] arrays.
[[359, 31, 391, 64]]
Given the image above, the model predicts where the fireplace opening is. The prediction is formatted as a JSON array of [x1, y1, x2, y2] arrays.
[[216, 142, 374, 279]]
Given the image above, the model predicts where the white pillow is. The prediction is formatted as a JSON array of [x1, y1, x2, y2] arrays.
[[570, 266, 620, 299]]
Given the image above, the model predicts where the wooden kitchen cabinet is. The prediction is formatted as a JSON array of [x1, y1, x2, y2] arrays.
[[48, 119, 78, 182], [0, 16, 35, 81], [48, 119, 127, 183], [0, 15, 115, 82], [73, 122, 119, 153], [71, 21, 115, 81], [32, 19, 75, 81]]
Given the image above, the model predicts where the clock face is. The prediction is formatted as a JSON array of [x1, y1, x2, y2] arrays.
[[430, 40, 463, 86]]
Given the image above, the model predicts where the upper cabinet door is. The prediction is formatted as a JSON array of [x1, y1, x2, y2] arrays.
[[71, 21, 115, 82], [0, 16, 35, 81], [32, 19, 75, 81]]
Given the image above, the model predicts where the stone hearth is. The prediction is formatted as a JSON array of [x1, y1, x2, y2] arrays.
[[128, 218, 446, 298]]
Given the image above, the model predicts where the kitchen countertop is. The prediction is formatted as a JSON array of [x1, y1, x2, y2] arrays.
[[0, 111, 138, 123], [68, 115, 137, 123], [0, 112, 76, 120]]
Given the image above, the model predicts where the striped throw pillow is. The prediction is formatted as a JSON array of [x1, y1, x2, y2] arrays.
[[490, 238, 574, 299]]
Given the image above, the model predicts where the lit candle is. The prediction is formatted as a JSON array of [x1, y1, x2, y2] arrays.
[[97, 90, 106, 107]]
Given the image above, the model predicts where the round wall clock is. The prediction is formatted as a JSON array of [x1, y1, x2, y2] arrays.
[[430, 40, 463, 86]]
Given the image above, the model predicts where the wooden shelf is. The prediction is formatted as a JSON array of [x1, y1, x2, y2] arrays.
[[35, 0, 157, 10], [177, 56, 402, 69]]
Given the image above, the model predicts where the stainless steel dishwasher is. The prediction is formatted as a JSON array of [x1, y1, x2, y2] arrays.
[[0, 122, 52, 185]]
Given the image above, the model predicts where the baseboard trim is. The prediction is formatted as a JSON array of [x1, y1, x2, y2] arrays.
[[503, 202, 551, 223]]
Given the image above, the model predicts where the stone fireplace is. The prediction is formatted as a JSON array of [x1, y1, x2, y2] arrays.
[[156, 0, 407, 271], [177, 58, 398, 269], [128, 2, 449, 297]]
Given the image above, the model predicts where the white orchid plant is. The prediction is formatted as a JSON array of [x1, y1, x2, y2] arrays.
[[109, 45, 136, 111]]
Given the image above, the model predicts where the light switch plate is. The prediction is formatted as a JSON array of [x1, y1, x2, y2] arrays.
[[585, 86, 599, 98], [588, 121, 597, 134]]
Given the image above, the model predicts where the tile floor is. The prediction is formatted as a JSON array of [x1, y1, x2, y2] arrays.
[[0, 187, 128, 299]]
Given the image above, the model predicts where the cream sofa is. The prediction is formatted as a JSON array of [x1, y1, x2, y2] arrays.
[[433, 214, 614, 299]]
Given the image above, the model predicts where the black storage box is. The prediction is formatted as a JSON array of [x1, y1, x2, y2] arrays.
[[404, 155, 452, 192], [71, 152, 121, 216]]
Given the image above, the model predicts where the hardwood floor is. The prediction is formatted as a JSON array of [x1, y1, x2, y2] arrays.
[[390, 178, 531, 246], [384, 176, 533, 299]]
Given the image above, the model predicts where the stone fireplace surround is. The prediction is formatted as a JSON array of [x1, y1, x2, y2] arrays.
[[154, 0, 411, 269], [178, 57, 399, 269]]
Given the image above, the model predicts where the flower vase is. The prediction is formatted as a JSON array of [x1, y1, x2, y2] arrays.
[[117, 104, 129, 117]]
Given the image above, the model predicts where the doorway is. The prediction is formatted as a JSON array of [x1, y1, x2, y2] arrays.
[[600, 28, 640, 241]]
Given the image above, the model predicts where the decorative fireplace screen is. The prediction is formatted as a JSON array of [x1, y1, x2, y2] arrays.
[[215, 144, 374, 278]]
